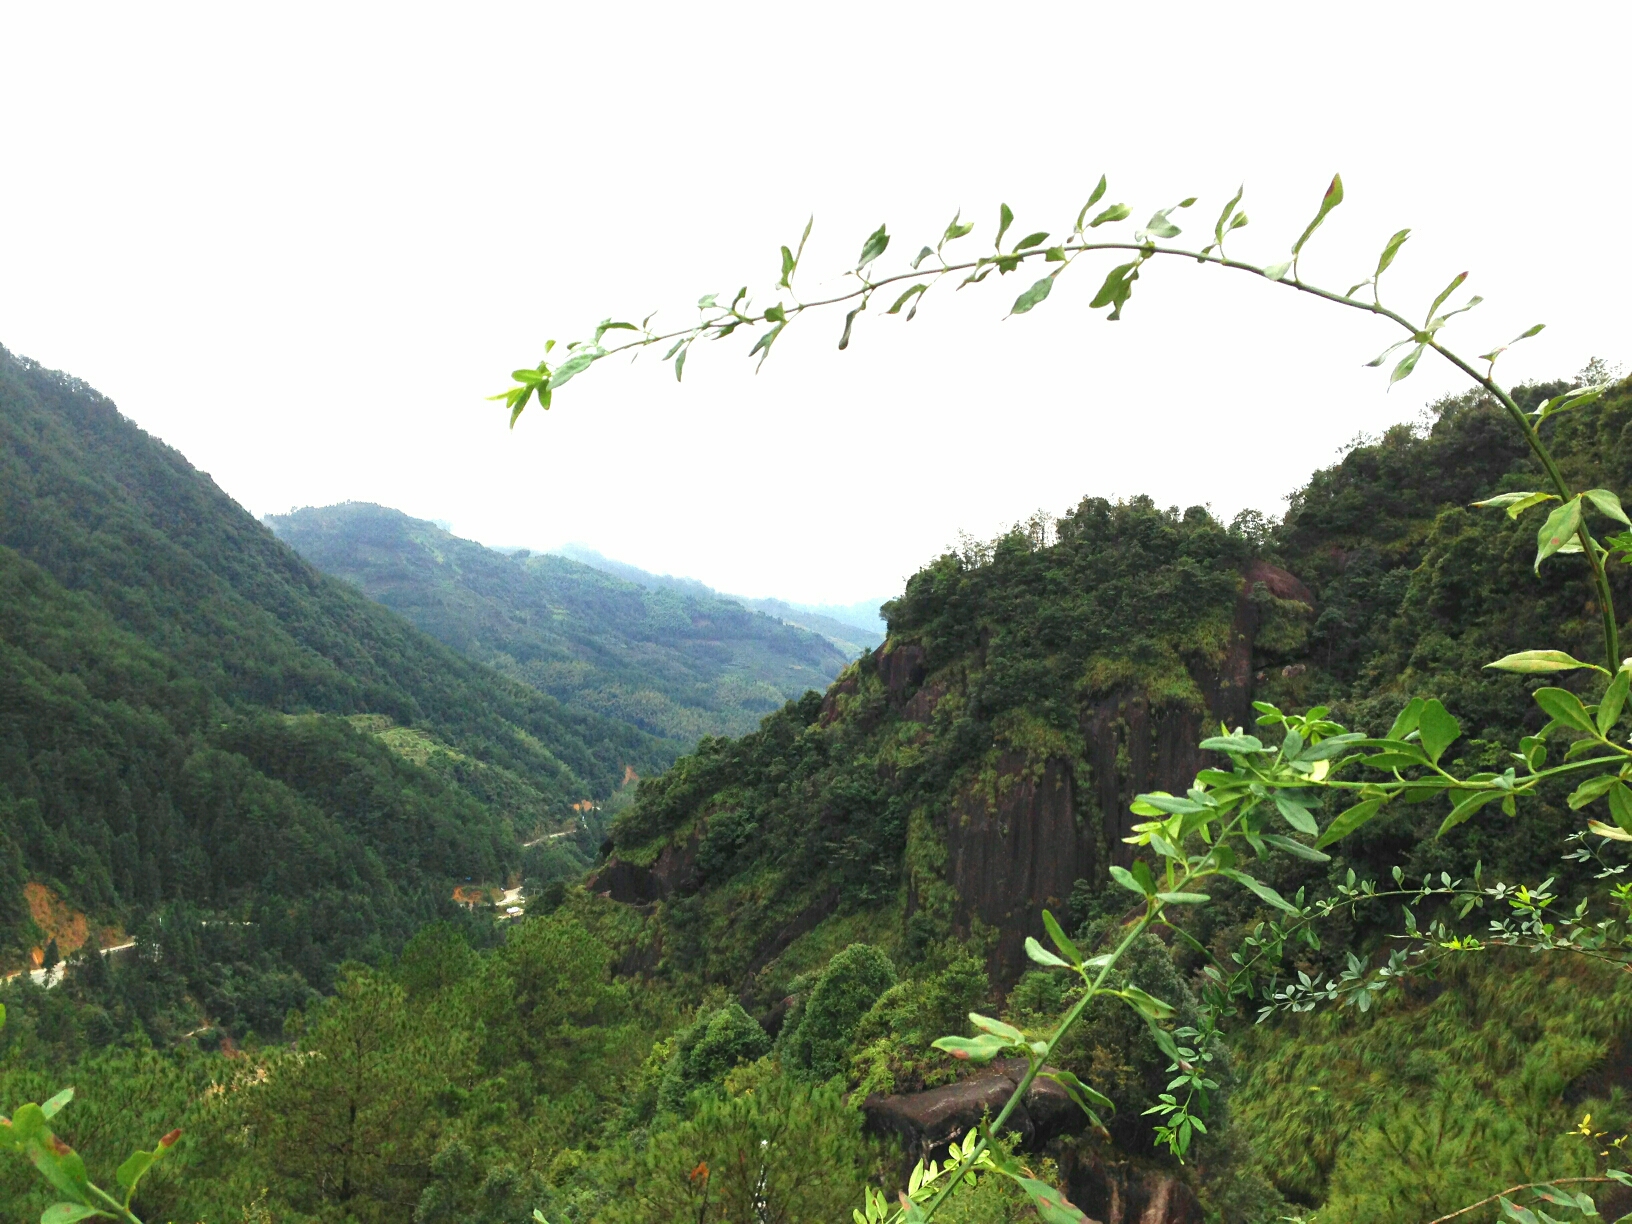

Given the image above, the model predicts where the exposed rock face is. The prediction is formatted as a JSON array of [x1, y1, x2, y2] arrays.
[[590, 829, 702, 904], [875, 642, 928, 704], [1059, 1148, 1203, 1224], [862, 1058, 1086, 1160], [945, 754, 1085, 982], [940, 562, 1313, 981]]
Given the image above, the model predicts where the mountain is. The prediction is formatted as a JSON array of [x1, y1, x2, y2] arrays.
[[551, 543, 888, 655], [265, 504, 853, 751], [580, 373, 1632, 1214], [0, 345, 664, 1028]]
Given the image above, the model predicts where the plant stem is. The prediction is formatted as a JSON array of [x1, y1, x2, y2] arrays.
[[1423, 1175, 1619, 1224], [580, 237, 1622, 672]]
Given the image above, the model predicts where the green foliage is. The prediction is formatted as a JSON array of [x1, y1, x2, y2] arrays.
[[600, 1077, 872, 1224], [657, 1002, 770, 1115], [847, 954, 988, 1098], [782, 944, 897, 1082], [1231, 955, 1632, 1220]]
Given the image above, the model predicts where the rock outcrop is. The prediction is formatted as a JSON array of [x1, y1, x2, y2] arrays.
[[861, 1058, 1087, 1160], [1059, 1147, 1204, 1224]]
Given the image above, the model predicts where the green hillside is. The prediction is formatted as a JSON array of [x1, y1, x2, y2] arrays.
[[266, 504, 851, 750], [0, 345, 667, 1024]]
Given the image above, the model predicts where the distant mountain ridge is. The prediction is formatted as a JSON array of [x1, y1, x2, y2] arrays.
[[549, 544, 887, 656], [266, 504, 852, 750]]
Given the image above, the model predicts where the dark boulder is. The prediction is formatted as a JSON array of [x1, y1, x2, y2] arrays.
[[861, 1058, 1086, 1160]]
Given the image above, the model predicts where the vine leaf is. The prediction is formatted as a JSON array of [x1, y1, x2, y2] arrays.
[[1315, 798, 1385, 848], [1484, 649, 1606, 675], [1534, 497, 1584, 571]]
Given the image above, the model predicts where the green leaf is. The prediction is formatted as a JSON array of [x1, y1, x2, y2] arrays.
[[1484, 649, 1605, 675], [837, 302, 865, 351], [39, 1090, 72, 1121], [1425, 271, 1468, 325], [1298, 732, 1368, 761], [1388, 698, 1426, 741], [1416, 699, 1461, 764], [1263, 260, 1292, 282], [1013, 231, 1050, 251], [1087, 203, 1130, 228], [1534, 686, 1598, 735], [592, 319, 637, 344], [1389, 343, 1427, 385], [1089, 261, 1138, 317], [1010, 276, 1056, 316], [1005, 1176, 1090, 1224], [932, 1034, 1009, 1063], [1143, 209, 1182, 239], [1042, 910, 1082, 967], [1480, 323, 1545, 364], [1567, 774, 1619, 810], [1472, 490, 1558, 519], [857, 224, 889, 267], [116, 1145, 161, 1192], [1586, 488, 1632, 526], [995, 204, 1014, 250], [1221, 869, 1299, 913], [887, 284, 929, 316], [1600, 667, 1631, 734], [1109, 865, 1149, 896], [1024, 936, 1070, 968], [1211, 185, 1244, 248], [1437, 790, 1500, 837], [1291, 173, 1344, 258], [969, 1012, 1024, 1042], [1608, 784, 1632, 836], [778, 244, 796, 287], [1199, 733, 1264, 754], [1535, 382, 1609, 424], [548, 349, 600, 391], [942, 213, 974, 244], [1373, 227, 1411, 279], [910, 246, 934, 270], [40, 1205, 103, 1224], [1074, 176, 1108, 231], [1041, 1069, 1114, 1116], [1260, 833, 1331, 862], [1273, 792, 1319, 835], [1118, 984, 1175, 1020]]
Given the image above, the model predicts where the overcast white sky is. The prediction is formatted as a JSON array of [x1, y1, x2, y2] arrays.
[[2, 3, 1627, 605]]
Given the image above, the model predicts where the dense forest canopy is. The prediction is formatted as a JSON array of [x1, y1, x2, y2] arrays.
[[4, 346, 1631, 1224]]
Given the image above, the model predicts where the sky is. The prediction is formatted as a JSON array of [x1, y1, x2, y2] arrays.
[[2, 2, 1627, 606]]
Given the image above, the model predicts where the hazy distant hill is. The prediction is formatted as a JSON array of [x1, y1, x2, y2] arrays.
[[267, 504, 851, 749], [551, 543, 887, 656]]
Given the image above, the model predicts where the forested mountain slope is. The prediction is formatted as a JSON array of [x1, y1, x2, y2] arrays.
[[0, 346, 667, 1025], [266, 503, 850, 750], [579, 371, 1632, 1216]]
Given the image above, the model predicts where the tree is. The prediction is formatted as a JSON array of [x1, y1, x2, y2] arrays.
[[244, 968, 471, 1223], [606, 1078, 871, 1224]]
